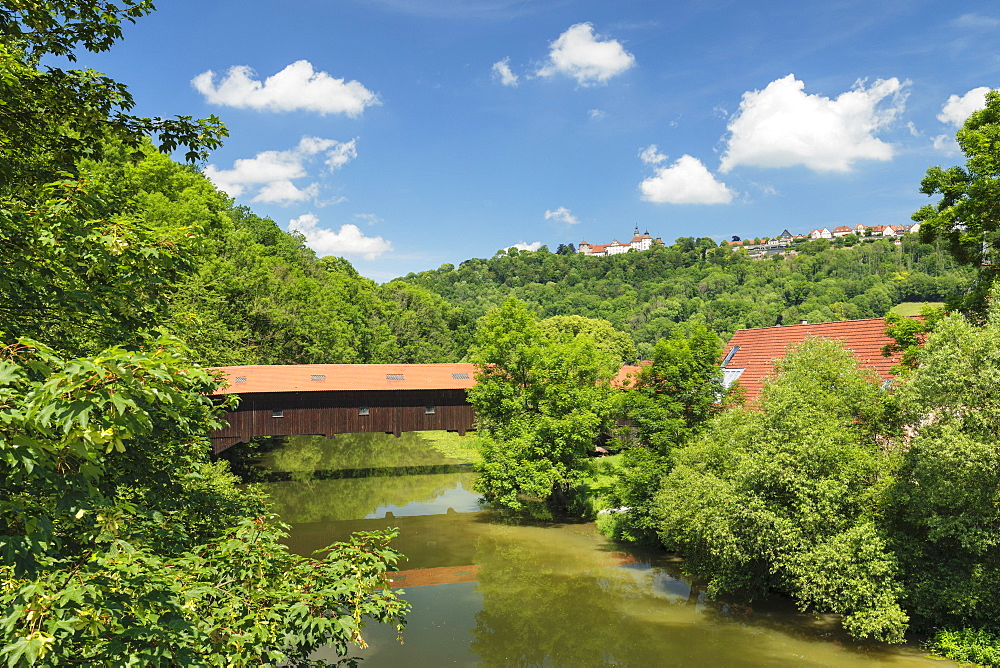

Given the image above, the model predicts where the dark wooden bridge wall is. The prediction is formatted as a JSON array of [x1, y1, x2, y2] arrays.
[[210, 388, 475, 454]]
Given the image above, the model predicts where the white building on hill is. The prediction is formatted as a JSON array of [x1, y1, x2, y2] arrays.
[[578, 227, 659, 256]]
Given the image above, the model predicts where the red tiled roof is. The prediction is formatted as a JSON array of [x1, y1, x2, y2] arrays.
[[212, 363, 478, 394], [721, 318, 908, 402], [212, 363, 645, 394], [614, 363, 647, 388]]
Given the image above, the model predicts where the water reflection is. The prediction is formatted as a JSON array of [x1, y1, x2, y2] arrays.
[[367, 480, 481, 518], [350, 521, 945, 667], [246, 433, 950, 667], [263, 472, 479, 527], [263, 432, 474, 474]]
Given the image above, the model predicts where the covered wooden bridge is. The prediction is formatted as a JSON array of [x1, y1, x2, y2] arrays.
[[208, 363, 480, 454]]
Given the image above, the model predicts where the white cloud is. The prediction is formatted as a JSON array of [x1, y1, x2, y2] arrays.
[[510, 241, 542, 251], [588, 108, 606, 120], [640, 154, 735, 205], [719, 74, 907, 173], [544, 207, 580, 225], [952, 13, 1000, 29], [354, 213, 383, 226], [289, 214, 392, 260], [938, 87, 991, 127], [492, 58, 519, 86], [255, 181, 319, 204], [324, 140, 359, 169], [639, 144, 667, 165], [204, 137, 357, 205], [932, 134, 960, 153], [192, 60, 379, 116], [536, 23, 635, 86]]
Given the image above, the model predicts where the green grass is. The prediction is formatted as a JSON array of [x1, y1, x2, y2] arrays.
[[571, 454, 623, 518], [416, 430, 483, 465], [890, 301, 944, 317]]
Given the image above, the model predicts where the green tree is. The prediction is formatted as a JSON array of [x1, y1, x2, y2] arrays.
[[377, 281, 471, 362], [625, 323, 723, 452], [600, 323, 724, 544], [0, 2, 225, 353], [912, 88, 1000, 312], [881, 305, 946, 371], [884, 304, 1000, 657], [468, 299, 616, 511], [654, 338, 908, 642], [537, 314, 637, 364]]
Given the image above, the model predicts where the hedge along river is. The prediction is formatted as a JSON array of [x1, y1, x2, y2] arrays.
[[231, 431, 953, 667]]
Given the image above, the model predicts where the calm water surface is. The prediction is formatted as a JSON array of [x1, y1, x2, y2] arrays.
[[248, 433, 952, 667]]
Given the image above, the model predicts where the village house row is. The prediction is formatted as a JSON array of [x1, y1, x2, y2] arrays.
[[576, 223, 920, 258]]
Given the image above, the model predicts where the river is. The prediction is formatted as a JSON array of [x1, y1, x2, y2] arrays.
[[234, 432, 952, 667]]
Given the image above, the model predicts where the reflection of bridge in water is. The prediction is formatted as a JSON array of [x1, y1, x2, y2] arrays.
[[209, 363, 641, 455]]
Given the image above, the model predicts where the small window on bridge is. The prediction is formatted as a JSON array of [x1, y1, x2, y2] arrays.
[[235, 376, 247, 383], [386, 374, 404, 381], [311, 374, 326, 382], [451, 373, 470, 380], [425, 406, 436, 414], [359, 407, 370, 416], [272, 410, 284, 418]]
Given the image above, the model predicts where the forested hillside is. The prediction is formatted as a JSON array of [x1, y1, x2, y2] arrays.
[[402, 236, 971, 357], [7, 139, 470, 366]]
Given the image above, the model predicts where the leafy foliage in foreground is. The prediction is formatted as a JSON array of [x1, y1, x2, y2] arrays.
[[1, 2, 411, 663], [0, 340, 408, 665], [925, 627, 1000, 667]]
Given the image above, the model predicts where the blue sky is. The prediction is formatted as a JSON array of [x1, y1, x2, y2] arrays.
[[74, 0, 999, 281]]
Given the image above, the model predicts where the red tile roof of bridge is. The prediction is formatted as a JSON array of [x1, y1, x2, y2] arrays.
[[212, 363, 644, 394], [722, 317, 907, 402]]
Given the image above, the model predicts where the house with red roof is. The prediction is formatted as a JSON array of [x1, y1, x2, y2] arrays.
[[719, 318, 907, 402], [832, 226, 852, 237], [579, 226, 658, 256]]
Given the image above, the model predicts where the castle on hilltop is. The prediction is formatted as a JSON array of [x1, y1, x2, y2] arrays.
[[577, 226, 662, 257]]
